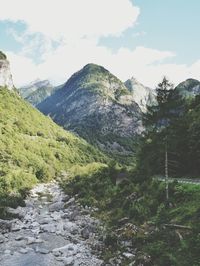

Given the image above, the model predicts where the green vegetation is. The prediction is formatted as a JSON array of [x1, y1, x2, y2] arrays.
[[0, 87, 106, 215], [62, 165, 200, 265], [0, 51, 6, 60], [138, 77, 200, 178]]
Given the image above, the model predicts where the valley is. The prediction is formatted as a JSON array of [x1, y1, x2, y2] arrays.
[[0, 51, 200, 266]]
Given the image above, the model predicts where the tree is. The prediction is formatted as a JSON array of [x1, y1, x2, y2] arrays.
[[142, 77, 176, 201]]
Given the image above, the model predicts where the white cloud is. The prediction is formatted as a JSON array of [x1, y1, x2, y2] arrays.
[[7, 43, 200, 88], [1, 0, 200, 88], [0, 0, 139, 40], [7, 52, 40, 85]]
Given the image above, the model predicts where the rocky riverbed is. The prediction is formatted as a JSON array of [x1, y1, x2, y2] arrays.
[[0, 182, 105, 266]]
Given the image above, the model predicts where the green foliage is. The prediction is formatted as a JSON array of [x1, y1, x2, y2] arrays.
[[62, 163, 200, 265], [138, 77, 200, 178], [0, 88, 107, 209]]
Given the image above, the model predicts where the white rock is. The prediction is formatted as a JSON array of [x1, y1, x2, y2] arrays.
[[123, 252, 135, 259], [0, 59, 14, 90], [63, 256, 74, 266]]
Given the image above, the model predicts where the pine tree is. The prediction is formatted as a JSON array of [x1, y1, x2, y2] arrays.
[[141, 77, 181, 201]]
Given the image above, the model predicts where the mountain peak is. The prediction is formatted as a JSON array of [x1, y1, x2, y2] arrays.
[[175, 78, 200, 98], [64, 63, 127, 99], [38, 65, 143, 158], [83, 63, 108, 72]]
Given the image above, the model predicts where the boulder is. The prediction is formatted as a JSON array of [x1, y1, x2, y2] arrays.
[[49, 201, 64, 212], [0, 219, 12, 233], [6, 207, 26, 219]]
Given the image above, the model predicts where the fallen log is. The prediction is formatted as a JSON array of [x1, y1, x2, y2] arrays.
[[163, 223, 192, 230]]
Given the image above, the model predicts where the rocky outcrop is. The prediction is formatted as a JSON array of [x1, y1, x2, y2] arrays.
[[38, 64, 143, 156], [125, 77, 156, 112], [0, 52, 14, 90]]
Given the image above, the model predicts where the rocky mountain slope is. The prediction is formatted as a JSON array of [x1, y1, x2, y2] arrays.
[[125, 77, 156, 112], [19, 79, 59, 106], [38, 64, 143, 161], [0, 51, 14, 90], [175, 78, 200, 98]]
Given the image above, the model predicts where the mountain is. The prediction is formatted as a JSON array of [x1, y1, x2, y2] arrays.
[[125, 77, 156, 112], [0, 51, 14, 90], [19, 79, 59, 106], [175, 78, 200, 98], [38, 64, 143, 162]]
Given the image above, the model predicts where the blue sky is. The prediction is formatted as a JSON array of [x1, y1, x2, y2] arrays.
[[0, 0, 199, 87], [100, 0, 200, 65]]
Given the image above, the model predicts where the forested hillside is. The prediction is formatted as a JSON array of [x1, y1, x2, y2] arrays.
[[0, 88, 106, 214]]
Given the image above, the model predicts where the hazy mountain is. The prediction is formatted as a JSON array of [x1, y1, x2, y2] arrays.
[[19, 79, 59, 106]]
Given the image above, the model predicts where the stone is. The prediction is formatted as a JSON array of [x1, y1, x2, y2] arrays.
[[4, 249, 11, 255], [81, 227, 90, 239], [123, 252, 135, 259], [49, 201, 64, 212], [81, 225, 95, 239], [65, 197, 75, 207], [30, 221, 39, 227], [61, 213, 70, 219], [0, 236, 5, 243], [0, 219, 12, 233], [52, 243, 76, 253], [6, 207, 26, 219], [62, 195, 70, 202], [19, 248, 28, 254], [15, 235, 24, 241], [36, 247, 49, 254], [63, 256, 74, 266], [52, 250, 61, 257], [68, 210, 79, 221], [27, 237, 38, 244], [38, 217, 52, 225], [41, 224, 56, 233]]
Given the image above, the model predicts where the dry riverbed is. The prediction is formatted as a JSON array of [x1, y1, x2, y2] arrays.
[[0, 182, 105, 266]]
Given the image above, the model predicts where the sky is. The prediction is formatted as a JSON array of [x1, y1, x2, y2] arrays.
[[0, 0, 200, 87]]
